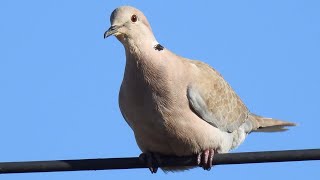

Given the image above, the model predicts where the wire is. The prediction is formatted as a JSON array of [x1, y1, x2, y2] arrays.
[[0, 149, 319, 174]]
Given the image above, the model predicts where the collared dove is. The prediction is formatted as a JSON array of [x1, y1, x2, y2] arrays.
[[104, 6, 295, 173]]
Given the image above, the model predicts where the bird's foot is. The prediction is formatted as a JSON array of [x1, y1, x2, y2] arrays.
[[197, 149, 216, 171], [139, 152, 162, 174]]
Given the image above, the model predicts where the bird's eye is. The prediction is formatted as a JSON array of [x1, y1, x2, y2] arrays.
[[131, 14, 137, 22]]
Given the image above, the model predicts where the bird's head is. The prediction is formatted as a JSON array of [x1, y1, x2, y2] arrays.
[[104, 6, 154, 45]]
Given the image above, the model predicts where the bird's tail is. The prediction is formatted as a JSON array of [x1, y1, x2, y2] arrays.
[[248, 113, 296, 132]]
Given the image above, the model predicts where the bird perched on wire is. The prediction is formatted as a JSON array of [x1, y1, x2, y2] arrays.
[[104, 6, 295, 173]]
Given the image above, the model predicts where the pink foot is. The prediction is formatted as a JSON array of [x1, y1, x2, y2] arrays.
[[139, 152, 161, 174], [197, 149, 216, 170]]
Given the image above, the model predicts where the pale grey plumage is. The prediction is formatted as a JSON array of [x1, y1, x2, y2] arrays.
[[104, 6, 296, 171]]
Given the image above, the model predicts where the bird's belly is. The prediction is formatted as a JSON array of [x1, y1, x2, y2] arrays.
[[124, 102, 234, 156], [119, 84, 175, 153], [121, 101, 180, 155], [119, 81, 234, 156]]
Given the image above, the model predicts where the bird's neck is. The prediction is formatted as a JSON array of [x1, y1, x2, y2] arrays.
[[123, 38, 169, 84], [125, 37, 163, 65]]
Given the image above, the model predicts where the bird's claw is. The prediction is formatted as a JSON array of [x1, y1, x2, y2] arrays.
[[139, 152, 161, 174], [197, 149, 216, 170]]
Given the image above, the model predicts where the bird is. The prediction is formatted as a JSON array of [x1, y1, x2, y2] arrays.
[[104, 6, 296, 173]]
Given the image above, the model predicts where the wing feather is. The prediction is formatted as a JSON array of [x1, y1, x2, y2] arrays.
[[187, 60, 249, 133]]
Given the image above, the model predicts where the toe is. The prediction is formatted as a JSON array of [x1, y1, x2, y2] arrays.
[[139, 152, 160, 174], [202, 149, 209, 169], [204, 149, 215, 170], [197, 152, 202, 166], [197, 149, 216, 171]]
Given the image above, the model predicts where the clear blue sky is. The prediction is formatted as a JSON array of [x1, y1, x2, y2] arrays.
[[1, 0, 319, 179]]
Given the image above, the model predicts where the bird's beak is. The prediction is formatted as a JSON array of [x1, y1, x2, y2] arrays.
[[104, 25, 120, 39]]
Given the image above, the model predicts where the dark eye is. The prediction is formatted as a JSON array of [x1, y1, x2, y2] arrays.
[[131, 14, 137, 22]]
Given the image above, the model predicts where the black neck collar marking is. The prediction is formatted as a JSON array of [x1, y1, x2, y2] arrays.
[[154, 44, 164, 51]]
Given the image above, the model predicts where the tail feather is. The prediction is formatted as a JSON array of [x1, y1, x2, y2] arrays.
[[249, 113, 296, 133]]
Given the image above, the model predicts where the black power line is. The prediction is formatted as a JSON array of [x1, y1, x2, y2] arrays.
[[0, 149, 319, 174]]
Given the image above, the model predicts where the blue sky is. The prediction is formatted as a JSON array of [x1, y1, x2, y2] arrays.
[[1, 0, 319, 179]]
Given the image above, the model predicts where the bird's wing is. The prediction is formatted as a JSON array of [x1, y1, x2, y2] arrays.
[[187, 60, 249, 133]]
